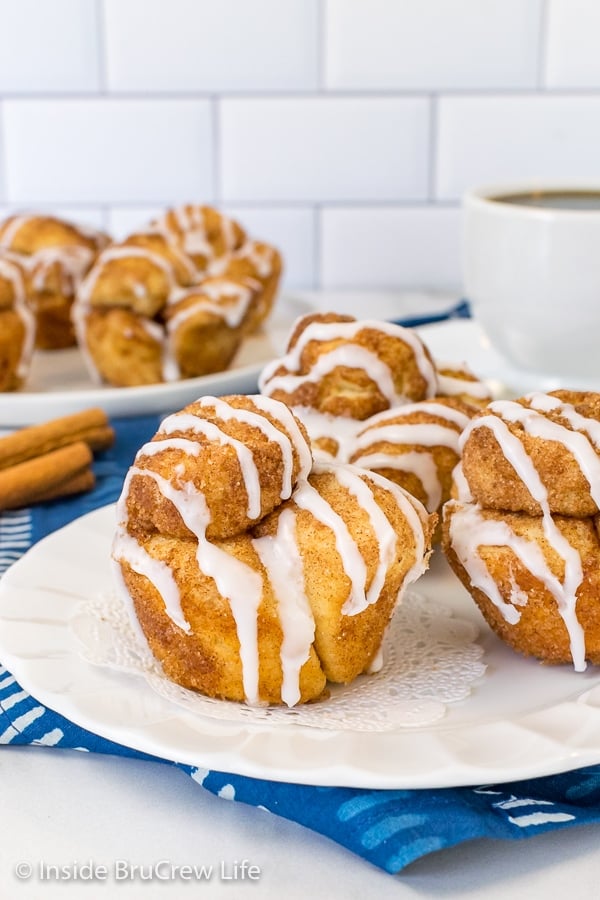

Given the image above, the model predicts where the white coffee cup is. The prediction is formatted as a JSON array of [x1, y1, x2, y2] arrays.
[[462, 182, 600, 381]]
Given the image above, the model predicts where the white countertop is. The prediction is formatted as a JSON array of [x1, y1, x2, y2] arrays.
[[3, 745, 600, 900]]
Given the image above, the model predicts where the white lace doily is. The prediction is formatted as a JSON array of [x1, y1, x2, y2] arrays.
[[71, 590, 486, 732]]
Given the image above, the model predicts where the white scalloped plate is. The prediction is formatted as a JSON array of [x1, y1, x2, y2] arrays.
[[0, 294, 311, 427], [2, 503, 600, 789], [419, 317, 600, 395]]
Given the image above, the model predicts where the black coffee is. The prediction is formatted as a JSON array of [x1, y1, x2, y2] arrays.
[[492, 190, 600, 210]]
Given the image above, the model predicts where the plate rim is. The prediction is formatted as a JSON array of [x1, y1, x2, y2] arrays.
[[0, 293, 312, 427], [2, 504, 600, 789]]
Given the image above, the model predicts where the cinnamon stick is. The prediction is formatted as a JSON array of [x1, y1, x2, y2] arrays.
[[27, 467, 96, 505], [0, 408, 114, 470], [0, 441, 93, 509]]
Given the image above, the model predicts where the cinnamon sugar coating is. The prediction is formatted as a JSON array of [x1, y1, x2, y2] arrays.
[[461, 390, 600, 516], [124, 395, 312, 542]]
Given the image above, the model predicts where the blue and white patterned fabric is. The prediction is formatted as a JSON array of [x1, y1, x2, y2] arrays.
[[4, 302, 600, 875]]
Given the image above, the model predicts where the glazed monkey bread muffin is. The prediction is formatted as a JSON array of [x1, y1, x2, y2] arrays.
[[443, 390, 600, 671], [74, 205, 282, 388], [112, 394, 435, 707]]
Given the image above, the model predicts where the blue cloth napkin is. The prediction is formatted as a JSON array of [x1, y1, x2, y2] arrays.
[[4, 299, 600, 875]]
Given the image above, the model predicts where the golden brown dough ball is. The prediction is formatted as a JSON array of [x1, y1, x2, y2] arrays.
[[350, 397, 476, 519], [460, 390, 600, 517], [82, 308, 165, 387], [123, 394, 313, 542], [443, 499, 600, 669], [223, 240, 283, 332], [150, 205, 246, 273], [0, 214, 108, 349], [259, 312, 439, 421]]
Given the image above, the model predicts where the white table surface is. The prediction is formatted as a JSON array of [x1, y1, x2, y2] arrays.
[[3, 745, 600, 900], [3, 290, 600, 899]]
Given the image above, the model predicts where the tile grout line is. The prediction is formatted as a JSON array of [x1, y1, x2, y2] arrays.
[[212, 97, 221, 206], [314, 0, 327, 286], [537, 0, 550, 90], [428, 94, 438, 203], [94, 0, 109, 228]]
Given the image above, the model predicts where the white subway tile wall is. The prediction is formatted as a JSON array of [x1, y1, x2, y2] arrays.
[[0, 0, 597, 292]]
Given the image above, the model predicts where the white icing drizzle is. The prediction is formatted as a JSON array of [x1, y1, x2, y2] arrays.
[[261, 345, 408, 408], [252, 507, 315, 707], [249, 394, 314, 483], [480, 394, 600, 509], [349, 402, 470, 513], [328, 464, 398, 615], [452, 460, 473, 503], [132, 227, 204, 282], [290, 406, 361, 462], [154, 205, 242, 263], [197, 395, 308, 500], [157, 411, 262, 520], [222, 215, 240, 255], [166, 280, 255, 331], [435, 361, 492, 401], [458, 409, 587, 671], [259, 318, 438, 401], [30, 245, 93, 294], [447, 501, 567, 627], [353, 450, 441, 512], [0, 257, 25, 305], [292, 461, 426, 618], [292, 472, 369, 616], [531, 393, 600, 448], [234, 241, 274, 279], [363, 400, 472, 431], [113, 511, 191, 634], [361, 466, 428, 594], [354, 422, 462, 452], [136, 437, 201, 460]]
